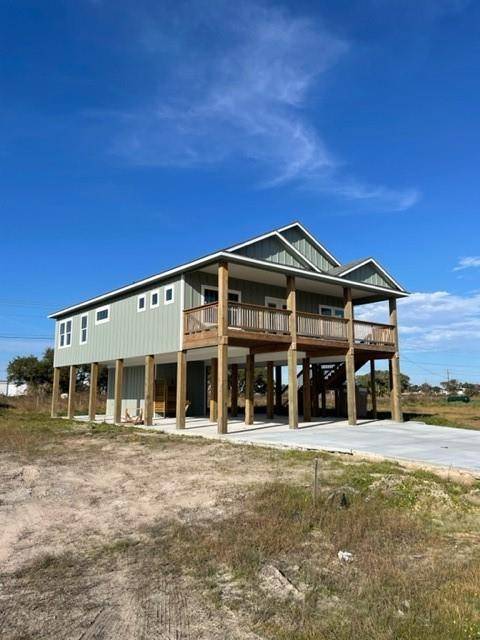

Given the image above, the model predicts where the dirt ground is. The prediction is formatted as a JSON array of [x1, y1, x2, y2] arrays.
[[1, 413, 479, 640], [0, 424, 302, 639]]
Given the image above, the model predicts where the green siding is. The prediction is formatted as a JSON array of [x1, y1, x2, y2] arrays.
[[280, 227, 337, 271], [106, 361, 205, 417], [53, 277, 182, 367], [345, 263, 393, 289], [233, 236, 309, 270], [184, 271, 343, 312]]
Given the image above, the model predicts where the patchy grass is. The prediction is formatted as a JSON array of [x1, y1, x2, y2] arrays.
[[145, 479, 480, 640], [377, 396, 480, 431], [1, 407, 480, 639]]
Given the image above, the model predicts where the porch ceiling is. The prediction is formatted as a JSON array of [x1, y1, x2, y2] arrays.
[[199, 261, 395, 302]]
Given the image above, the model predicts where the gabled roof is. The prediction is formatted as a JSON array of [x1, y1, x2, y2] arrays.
[[227, 229, 321, 272], [328, 257, 405, 292], [48, 221, 407, 318], [276, 222, 341, 268]]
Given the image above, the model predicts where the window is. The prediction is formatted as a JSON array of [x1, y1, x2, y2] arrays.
[[265, 296, 287, 310], [80, 313, 88, 344], [58, 318, 72, 348], [95, 305, 110, 325], [164, 285, 175, 305], [137, 294, 146, 312], [320, 305, 344, 318], [150, 289, 159, 308], [201, 286, 241, 304]]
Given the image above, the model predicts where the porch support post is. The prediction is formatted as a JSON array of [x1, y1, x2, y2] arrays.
[[275, 366, 283, 413], [302, 357, 311, 422], [344, 287, 357, 425], [311, 363, 319, 417], [209, 358, 218, 422], [320, 367, 327, 417], [287, 275, 298, 429], [88, 362, 98, 422], [143, 354, 154, 426], [266, 361, 274, 419], [67, 365, 77, 420], [370, 359, 377, 419], [175, 351, 186, 429], [51, 366, 61, 418], [113, 359, 124, 424], [217, 261, 229, 434], [230, 363, 238, 417], [389, 298, 403, 422], [245, 352, 255, 425]]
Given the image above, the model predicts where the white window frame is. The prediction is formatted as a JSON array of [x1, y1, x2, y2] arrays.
[[265, 296, 287, 310], [58, 317, 73, 349], [319, 304, 344, 318], [137, 294, 146, 313], [150, 288, 160, 309], [79, 313, 88, 345], [164, 285, 175, 305], [200, 284, 242, 304], [95, 304, 110, 325]]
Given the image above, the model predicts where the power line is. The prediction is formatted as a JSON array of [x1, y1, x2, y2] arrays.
[[0, 335, 52, 341]]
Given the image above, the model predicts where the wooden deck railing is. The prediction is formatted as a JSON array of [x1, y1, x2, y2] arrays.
[[183, 302, 218, 334], [354, 320, 395, 345], [184, 303, 395, 346], [228, 302, 291, 334], [296, 311, 348, 341]]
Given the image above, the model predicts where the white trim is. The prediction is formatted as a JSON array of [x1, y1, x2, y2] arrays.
[[265, 296, 287, 309], [79, 313, 88, 345], [95, 305, 110, 325], [49, 252, 225, 318], [150, 289, 160, 309], [179, 275, 185, 350], [319, 304, 344, 318], [49, 244, 407, 318], [201, 284, 242, 304], [272, 232, 321, 272], [164, 285, 175, 305], [276, 222, 341, 267], [334, 258, 404, 291], [58, 317, 73, 349], [218, 252, 408, 297], [137, 294, 146, 312]]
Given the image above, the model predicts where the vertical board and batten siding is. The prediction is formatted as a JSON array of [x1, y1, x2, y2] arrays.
[[279, 227, 337, 272], [345, 263, 393, 289], [106, 361, 205, 416], [233, 236, 309, 270], [53, 277, 182, 367], [184, 271, 343, 311]]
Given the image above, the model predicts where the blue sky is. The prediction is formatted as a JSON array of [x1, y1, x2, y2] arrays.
[[1, 0, 479, 384]]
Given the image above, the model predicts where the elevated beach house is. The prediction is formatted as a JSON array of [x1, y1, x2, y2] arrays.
[[49, 222, 407, 431]]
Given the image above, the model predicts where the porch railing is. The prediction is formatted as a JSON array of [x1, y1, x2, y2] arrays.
[[354, 320, 395, 345], [183, 302, 218, 334], [228, 302, 291, 334], [183, 303, 395, 346], [296, 311, 348, 341]]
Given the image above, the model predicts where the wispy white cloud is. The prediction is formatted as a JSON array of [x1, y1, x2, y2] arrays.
[[453, 257, 480, 271], [356, 291, 480, 352], [104, 1, 419, 212]]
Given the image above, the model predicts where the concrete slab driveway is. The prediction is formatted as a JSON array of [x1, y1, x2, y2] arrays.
[[156, 417, 480, 475]]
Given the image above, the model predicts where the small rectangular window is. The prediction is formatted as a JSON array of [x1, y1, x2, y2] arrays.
[[164, 286, 174, 305], [137, 295, 146, 312], [58, 318, 72, 348], [95, 305, 110, 324], [320, 306, 344, 318], [80, 313, 88, 344], [150, 289, 159, 308]]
